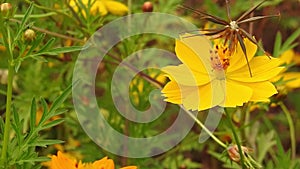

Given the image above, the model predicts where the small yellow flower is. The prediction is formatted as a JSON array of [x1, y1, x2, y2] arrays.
[[272, 50, 300, 89], [69, 0, 128, 17], [161, 34, 283, 111], [48, 151, 137, 169]]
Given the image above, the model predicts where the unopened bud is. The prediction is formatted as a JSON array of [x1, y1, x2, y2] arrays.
[[24, 29, 36, 41], [142, 1, 153, 12], [227, 145, 251, 162], [1, 3, 12, 15]]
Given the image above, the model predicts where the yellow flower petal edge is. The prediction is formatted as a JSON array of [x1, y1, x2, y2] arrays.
[[175, 35, 212, 75], [162, 64, 210, 86], [48, 151, 137, 169], [69, 0, 128, 16], [228, 56, 284, 82], [103, 0, 128, 16]]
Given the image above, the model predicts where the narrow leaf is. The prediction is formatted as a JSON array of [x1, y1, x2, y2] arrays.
[[30, 98, 37, 130], [17, 156, 50, 163], [37, 98, 49, 126], [38, 37, 56, 53], [281, 28, 300, 51], [273, 32, 282, 57], [40, 119, 64, 130], [29, 139, 64, 147], [29, 55, 48, 62], [25, 33, 46, 56], [48, 84, 73, 115], [15, 3, 34, 41]]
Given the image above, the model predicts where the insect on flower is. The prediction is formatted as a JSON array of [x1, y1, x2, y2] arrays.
[[181, 0, 280, 77]]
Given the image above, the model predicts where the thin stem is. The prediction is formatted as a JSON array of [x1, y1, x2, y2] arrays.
[[224, 109, 245, 169], [181, 105, 227, 148], [278, 101, 296, 159], [0, 62, 14, 165], [9, 18, 84, 43]]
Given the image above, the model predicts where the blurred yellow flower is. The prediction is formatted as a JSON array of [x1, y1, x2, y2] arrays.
[[0, 45, 5, 51], [161, 34, 283, 111], [48, 151, 137, 169], [130, 69, 166, 106], [272, 50, 300, 89], [69, 0, 128, 16]]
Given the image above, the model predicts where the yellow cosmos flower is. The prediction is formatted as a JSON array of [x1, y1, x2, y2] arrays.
[[48, 151, 137, 169], [272, 50, 300, 89], [69, 0, 128, 16], [161, 34, 283, 111]]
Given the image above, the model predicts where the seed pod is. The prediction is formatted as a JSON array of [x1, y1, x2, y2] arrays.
[[142, 1, 153, 12], [24, 29, 36, 41]]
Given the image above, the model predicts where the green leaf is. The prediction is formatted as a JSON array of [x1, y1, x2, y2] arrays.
[[29, 98, 37, 131], [37, 98, 49, 126], [40, 119, 64, 130], [17, 156, 50, 164], [48, 83, 73, 116], [25, 33, 46, 56], [0, 117, 4, 136], [12, 106, 23, 146], [29, 55, 48, 62], [29, 139, 64, 147], [14, 60, 22, 73], [14, 2, 34, 42], [30, 46, 83, 57], [51, 109, 68, 118], [273, 32, 282, 57], [38, 37, 56, 53], [257, 130, 276, 163], [281, 28, 300, 52]]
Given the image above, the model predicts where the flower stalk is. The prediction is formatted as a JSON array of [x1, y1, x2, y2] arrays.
[[224, 109, 245, 169], [181, 105, 227, 148], [278, 101, 296, 159], [0, 58, 14, 165]]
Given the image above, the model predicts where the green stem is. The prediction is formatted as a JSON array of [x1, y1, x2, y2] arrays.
[[0, 62, 14, 165], [224, 109, 245, 169], [181, 105, 227, 148], [278, 101, 296, 159]]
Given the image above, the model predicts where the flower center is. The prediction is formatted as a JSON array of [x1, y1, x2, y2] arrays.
[[209, 44, 230, 80], [230, 21, 239, 30]]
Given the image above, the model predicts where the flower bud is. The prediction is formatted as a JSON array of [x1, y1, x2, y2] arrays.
[[142, 1, 153, 12], [227, 144, 251, 162], [24, 29, 36, 41], [0, 3, 12, 15]]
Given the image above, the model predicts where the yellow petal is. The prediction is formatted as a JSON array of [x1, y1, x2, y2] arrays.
[[91, 0, 108, 16], [161, 80, 183, 104], [103, 0, 128, 15], [120, 166, 138, 169], [162, 64, 210, 86], [227, 38, 257, 72], [239, 81, 278, 102], [279, 49, 294, 64], [175, 35, 212, 75], [228, 56, 283, 82], [50, 151, 77, 169], [223, 80, 252, 107], [92, 157, 115, 169], [162, 80, 226, 111], [281, 72, 300, 89]]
